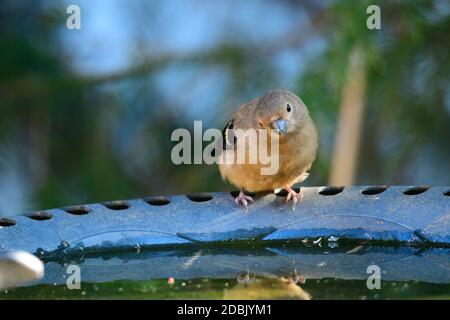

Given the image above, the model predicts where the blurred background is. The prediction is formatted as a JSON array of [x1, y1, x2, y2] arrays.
[[0, 0, 449, 215]]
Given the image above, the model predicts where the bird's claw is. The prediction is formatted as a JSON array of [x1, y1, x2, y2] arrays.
[[284, 186, 303, 210], [235, 190, 254, 212]]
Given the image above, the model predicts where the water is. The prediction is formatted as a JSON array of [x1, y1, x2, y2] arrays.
[[1, 244, 449, 299]]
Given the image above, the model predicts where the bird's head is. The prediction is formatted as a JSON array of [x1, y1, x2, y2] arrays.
[[255, 89, 309, 136]]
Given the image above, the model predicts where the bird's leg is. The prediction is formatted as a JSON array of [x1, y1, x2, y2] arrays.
[[234, 189, 254, 211], [283, 186, 303, 210]]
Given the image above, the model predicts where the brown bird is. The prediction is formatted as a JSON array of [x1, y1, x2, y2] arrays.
[[218, 89, 318, 210]]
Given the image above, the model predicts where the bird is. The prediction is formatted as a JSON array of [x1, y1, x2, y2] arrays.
[[218, 89, 318, 210]]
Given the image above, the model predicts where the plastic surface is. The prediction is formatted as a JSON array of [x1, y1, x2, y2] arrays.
[[37, 246, 450, 285], [0, 186, 449, 258]]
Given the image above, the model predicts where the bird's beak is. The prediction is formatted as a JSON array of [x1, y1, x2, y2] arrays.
[[271, 118, 287, 135]]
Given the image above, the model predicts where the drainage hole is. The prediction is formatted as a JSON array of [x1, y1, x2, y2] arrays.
[[187, 193, 213, 202], [0, 218, 16, 227], [145, 196, 170, 206], [403, 186, 430, 195], [102, 201, 130, 210], [318, 186, 345, 196], [64, 206, 90, 215], [27, 212, 53, 221], [361, 186, 388, 195]]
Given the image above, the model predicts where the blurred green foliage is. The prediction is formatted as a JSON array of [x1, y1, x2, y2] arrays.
[[300, 0, 450, 184], [0, 0, 448, 213]]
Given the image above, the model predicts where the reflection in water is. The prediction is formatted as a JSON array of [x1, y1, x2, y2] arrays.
[[237, 268, 256, 285], [0, 245, 449, 299], [2, 277, 449, 300], [225, 277, 311, 300], [230, 268, 310, 300]]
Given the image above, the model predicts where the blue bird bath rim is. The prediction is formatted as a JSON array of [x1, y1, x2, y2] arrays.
[[0, 185, 449, 259]]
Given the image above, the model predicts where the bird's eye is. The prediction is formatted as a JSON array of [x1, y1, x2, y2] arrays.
[[286, 104, 292, 112]]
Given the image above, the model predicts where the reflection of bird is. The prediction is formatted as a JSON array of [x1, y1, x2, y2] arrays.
[[224, 277, 311, 300], [218, 89, 318, 210]]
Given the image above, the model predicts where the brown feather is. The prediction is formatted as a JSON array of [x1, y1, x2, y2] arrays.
[[218, 89, 318, 192]]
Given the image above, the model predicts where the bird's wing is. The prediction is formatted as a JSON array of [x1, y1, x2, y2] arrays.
[[211, 119, 234, 158], [222, 119, 235, 150], [214, 98, 258, 158]]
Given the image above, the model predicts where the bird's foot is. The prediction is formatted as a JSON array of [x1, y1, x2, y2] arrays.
[[284, 186, 303, 210], [234, 190, 254, 212]]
